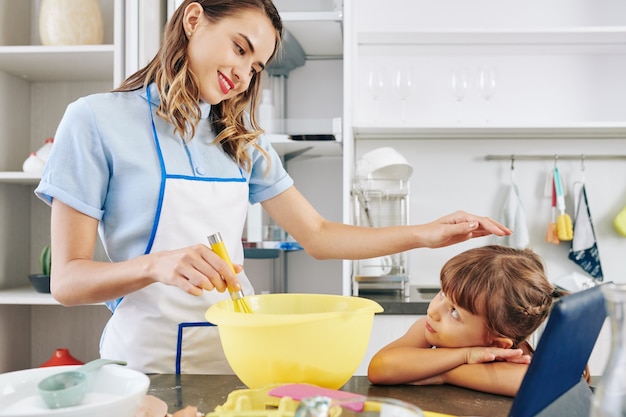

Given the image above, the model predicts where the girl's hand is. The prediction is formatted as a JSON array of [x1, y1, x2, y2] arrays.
[[466, 347, 530, 365], [147, 244, 243, 296]]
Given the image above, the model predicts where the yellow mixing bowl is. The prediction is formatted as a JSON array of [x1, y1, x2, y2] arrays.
[[205, 293, 383, 389]]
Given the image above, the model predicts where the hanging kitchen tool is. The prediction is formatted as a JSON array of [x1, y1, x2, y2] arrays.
[[207, 233, 253, 314], [545, 173, 560, 244], [553, 166, 573, 241], [499, 156, 529, 249], [614, 205, 626, 237], [568, 156, 603, 280]]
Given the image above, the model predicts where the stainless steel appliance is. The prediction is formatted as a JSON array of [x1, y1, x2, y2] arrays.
[[352, 177, 410, 297]]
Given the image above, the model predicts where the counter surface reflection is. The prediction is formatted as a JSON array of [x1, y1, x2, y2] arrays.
[[147, 374, 513, 417]]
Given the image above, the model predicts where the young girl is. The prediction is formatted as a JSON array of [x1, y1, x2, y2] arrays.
[[368, 245, 560, 397]]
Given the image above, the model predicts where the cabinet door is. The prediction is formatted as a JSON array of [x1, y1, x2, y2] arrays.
[[350, 0, 626, 138]]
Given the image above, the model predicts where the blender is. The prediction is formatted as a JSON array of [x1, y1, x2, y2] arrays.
[[351, 148, 412, 298]]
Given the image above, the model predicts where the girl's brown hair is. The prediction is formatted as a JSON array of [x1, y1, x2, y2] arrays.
[[114, 0, 283, 172], [440, 245, 557, 356]]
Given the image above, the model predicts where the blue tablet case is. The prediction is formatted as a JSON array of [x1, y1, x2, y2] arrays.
[[508, 283, 608, 417]]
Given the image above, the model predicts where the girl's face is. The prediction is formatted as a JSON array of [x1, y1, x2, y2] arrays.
[[424, 291, 491, 348], [185, 6, 276, 104]]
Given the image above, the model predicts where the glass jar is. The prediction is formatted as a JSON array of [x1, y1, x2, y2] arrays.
[[39, 0, 103, 46], [590, 283, 626, 417]]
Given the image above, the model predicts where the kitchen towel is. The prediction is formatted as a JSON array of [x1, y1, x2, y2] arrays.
[[500, 182, 530, 249], [568, 182, 603, 280]]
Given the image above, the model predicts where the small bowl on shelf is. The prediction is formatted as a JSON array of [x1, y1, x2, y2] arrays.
[[28, 274, 51, 293]]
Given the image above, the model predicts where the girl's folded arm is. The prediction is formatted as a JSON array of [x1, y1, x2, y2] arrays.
[[368, 345, 469, 385], [368, 318, 469, 384], [439, 361, 529, 397]]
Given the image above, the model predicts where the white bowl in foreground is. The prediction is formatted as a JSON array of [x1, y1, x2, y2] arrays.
[[0, 364, 149, 417]]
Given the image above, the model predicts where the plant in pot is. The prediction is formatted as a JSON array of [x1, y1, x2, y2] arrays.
[[29, 244, 51, 293]]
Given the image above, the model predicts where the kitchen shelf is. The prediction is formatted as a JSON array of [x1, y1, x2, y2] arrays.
[[358, 27, 626, 45], [353, 123, 626, 140], [0, 286, 55, 305], [0, 45, 115, 82], [0, 172, 41, 184], [266, 134, 342, 161], [357, 28, 626, 56], [281, 11, 343, 59], [0, 286, 104, 306], [0, 135, 344, 187]]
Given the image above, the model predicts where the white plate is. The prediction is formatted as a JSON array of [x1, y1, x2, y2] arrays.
[[0, 364, 149, 417]]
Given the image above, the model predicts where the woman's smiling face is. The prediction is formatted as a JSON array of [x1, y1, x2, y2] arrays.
[[424, 291, 491, 348], [184, 5, 277, 104]]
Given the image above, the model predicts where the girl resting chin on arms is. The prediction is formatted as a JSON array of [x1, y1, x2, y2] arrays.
[[368, 245, 566, 397]]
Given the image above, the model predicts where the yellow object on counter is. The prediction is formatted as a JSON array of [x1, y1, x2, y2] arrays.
[[205, 386, 458, 417], [205, 294, 382, 389]]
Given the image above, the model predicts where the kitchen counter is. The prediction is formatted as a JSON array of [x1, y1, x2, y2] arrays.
[[359, 286, 438, 315], [147, 374, 513, 417]]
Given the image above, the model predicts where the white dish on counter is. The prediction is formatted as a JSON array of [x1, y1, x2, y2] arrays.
[[0, 364, 149, 417]]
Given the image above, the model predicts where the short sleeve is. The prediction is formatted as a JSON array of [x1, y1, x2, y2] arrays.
[[35, 98, 109, 220]]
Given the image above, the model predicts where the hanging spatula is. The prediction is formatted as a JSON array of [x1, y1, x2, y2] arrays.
[[545, 173, 560, 245]]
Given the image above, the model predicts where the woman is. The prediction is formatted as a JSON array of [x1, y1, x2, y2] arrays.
[[368, 245, 564, 397], [35, 0, 510, 374]]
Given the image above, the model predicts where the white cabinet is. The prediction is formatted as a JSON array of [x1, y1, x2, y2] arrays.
[[0, 0, 345, 371], [0, 0, 124, 372], [347, 0, 626, 140]]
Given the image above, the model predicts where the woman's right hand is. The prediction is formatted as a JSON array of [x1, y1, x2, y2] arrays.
[[147, 244, 243, 296]]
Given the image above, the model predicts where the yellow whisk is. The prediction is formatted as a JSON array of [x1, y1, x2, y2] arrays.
[[207, 233, 253, 313]]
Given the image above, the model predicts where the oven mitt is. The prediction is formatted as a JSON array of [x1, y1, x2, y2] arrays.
[[500, 182, 529, 249], [614, 205, 626, 237], [568, 182, 603, 280]]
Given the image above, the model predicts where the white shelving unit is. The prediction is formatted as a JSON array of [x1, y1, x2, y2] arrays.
[[348, 0, 626, 142], [0, 0, 122, 372], [0, 0, 345, 371]]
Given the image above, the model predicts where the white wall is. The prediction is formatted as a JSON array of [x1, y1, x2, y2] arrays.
[[356, 138, 626, 288]]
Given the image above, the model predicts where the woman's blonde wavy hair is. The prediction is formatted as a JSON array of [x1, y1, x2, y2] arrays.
[[113, 0, 283, 172]]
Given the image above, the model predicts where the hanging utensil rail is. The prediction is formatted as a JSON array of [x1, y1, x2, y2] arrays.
[[485, 154, 626, 161]]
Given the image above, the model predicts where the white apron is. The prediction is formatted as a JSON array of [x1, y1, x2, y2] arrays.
[[100, 90, 252, 374]]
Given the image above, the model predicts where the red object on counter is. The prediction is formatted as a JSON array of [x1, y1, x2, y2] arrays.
[[39, 348, 85, 367]]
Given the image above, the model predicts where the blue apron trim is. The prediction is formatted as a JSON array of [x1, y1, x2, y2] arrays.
[[145, 87, 167, 255], [105, 297, 123, 312], [143, 87, 246, 254], [175, 321, 216, 374], [166, 174, 246, 182]]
